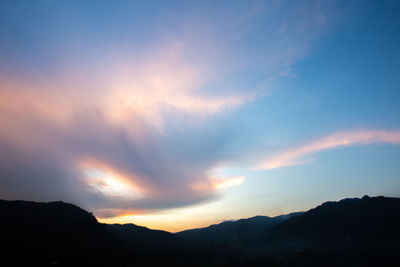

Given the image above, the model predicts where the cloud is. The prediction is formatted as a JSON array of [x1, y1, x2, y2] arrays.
[[0, 69, 242, 213], [212, 176, 246, 190], [256, 130, 400, 170], [0, 0, 340, 218]]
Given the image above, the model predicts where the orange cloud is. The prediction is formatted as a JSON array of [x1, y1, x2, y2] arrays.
[[212, 176, 245, 190], [257, 130, 400, 170], [79, 159, 146, 200], [95, 209, 146, 219]]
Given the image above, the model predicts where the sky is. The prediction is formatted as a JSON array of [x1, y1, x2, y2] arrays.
[[0, 0, 399, 232]]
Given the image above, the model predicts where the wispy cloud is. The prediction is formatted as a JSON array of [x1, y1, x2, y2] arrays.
[[256, 130, 400, 170]]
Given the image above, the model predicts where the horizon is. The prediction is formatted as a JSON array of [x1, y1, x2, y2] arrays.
[[95, 194, 397, 232], [1, 0, 400, 233], [97, 193, 393, 232], [1, 194, 392, 233]]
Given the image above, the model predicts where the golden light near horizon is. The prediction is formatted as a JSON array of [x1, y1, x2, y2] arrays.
[[96, 188, 274, 233]]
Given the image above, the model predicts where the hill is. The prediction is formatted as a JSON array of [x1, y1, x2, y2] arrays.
[[263, 195, 400, 251], [177, 213, 303, 248], [1, 196, 399, 266]]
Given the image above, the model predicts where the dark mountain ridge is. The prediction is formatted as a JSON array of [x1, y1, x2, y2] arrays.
[[177, 212, 303, 247], [1, 196, 399, 266], [263, 195, 400, 251], [105, 223, 176, 245]]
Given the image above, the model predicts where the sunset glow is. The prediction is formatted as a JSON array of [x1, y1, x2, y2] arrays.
[[80, 160, 144, 200], [1, 0, 399, 232]]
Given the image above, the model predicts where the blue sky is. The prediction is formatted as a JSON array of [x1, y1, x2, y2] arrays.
[[0, 0, 399, 231]]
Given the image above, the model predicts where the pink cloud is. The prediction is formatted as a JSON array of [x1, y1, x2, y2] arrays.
[[257, 130, 400, 170]]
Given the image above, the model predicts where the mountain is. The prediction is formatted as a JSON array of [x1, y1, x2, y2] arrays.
[[0, 199, 102, 247], [263, 195, 400, 251], [0, 199, 117, 266], [0, 199, 183, 266], [105, 223, 177, 245], [177, 213, 303, 248], [176, 196, 400, 265], [1, 196, 399, 266]]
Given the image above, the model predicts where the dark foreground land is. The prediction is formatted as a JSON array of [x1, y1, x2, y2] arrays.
[[1, 195, 399, 266]]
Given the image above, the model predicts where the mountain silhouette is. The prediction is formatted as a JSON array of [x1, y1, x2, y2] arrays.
[[262, 195, 400, 251], [177, 213, 303, 247], [0, 199, 117, 266], [106, 223, 177, 246], [1, 196, 399, 266]]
